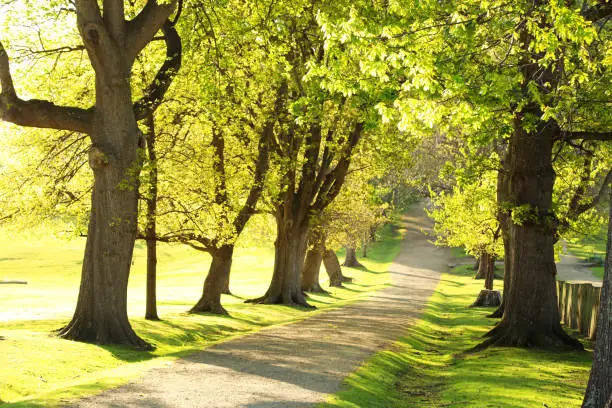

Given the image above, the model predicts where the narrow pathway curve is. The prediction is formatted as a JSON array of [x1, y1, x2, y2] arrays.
[[71, 204, 449, 408], [556, 253, 602, 285]]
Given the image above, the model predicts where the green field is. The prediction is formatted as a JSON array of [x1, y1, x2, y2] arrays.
[[321, 264, 593, 408], [0, 221, 404, 406]]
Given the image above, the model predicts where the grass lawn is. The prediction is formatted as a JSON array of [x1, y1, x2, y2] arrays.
[[320, 264, 593, 408], [0, 219, 404, 407]]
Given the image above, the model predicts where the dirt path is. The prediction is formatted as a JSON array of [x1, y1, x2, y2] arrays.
[[70, 204, 449, 408], [556, 253, 602, 285]]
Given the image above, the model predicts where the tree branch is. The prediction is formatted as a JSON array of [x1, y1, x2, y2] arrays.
[[311, 122, 364, 213], [561, 131, 612, 141], [233, 121, 272, 234], [0, 42, 15, 97], [133, 19, 182, 119], [103, 0, 125, 43], [559, 167, 612, 234], [0, 41, 93, 133], [125, 0, 178, 63], [582, 2, 612, 22]]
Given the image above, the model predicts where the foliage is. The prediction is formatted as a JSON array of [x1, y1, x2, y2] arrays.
[[428, 169, 502, 259], [315, 175, 388, 251]]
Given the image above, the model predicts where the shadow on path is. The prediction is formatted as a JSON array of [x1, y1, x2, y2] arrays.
[[69, 204, 450, 408]]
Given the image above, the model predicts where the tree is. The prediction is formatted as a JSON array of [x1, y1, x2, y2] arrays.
[[136, 1, 286, 315], [429, 167, 503, 306], [301, 177, 385, 292], [582, 187, 612, 408], [248, 1, 388, 307], [0, 0, 180, 347], [342, 0, 612, 348], [480, 2, 610, 349]]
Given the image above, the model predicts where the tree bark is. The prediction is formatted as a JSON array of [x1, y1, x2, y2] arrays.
[[144, 113, 159, 321], [58, 84, 149, 347], [301, 230, 326, 293], [190, 245, 234, 315], [343, 247, 364, 268], [249, 212, 312, 307], [324, 249, 352, 286], [484, 253, 494, 291], [302, 247, 326, 293], [471, 253, 501, 308], [475, 253, 488, 279], [582, 188, 612, 408], [249, 100, 363, 306], [489, 155, 511, 319], [221, 273, 231, 295], [324, 249, 344, 287], [477, 111, 581, 350]]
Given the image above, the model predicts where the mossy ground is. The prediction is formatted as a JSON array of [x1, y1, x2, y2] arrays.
[[320, 264, 593, 408], [0, 221, 404, 406]]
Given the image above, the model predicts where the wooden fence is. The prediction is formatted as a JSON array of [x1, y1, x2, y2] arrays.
[[557, 280, 602, 340]]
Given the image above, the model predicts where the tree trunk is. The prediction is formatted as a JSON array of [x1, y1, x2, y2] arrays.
[[249, 213, 312, 307], [190, 245, 234, 315], [484, 253, 494, 291], [582, 188, 612, 408], [58, 79, 149, 348], [301, 230, 327, 293], [470, 252, 501, 307], [301, 247, 326, 293], [475, 253, 487, 279], [144, 113, 159, 321], [489, 158, 511, 319], [369, 225, 377, 242], [343, 247, 364, 268], [477, 112, 581, 350], [145, 237, 159, 320], [471, 253, 501, 308], [221, 273, 231, 295], [324, 249, 352, 286]]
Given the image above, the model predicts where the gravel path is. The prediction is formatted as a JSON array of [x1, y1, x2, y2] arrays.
[[70, 204, 449, 408], [556, 253, 602, 285]]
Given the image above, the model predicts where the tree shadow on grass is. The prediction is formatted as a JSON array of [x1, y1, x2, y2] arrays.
[[96, 318, 248, 362]]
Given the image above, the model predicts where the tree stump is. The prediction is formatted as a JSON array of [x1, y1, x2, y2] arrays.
[[470, 290, 502, 308]]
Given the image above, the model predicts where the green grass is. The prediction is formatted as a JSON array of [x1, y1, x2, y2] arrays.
[[0, 220, 405, 407], [566, 223, 607, 279], [450, 247, 469, 259], [320, 264, 593, 408]]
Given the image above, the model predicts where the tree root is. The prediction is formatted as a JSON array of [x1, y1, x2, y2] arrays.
[[245, 292, 316, 309], [57, 317, 153, 350], [487, 302, 504, 318], [469, 323, 584, 353], [302, 283, 329, 294], [189, 299, 228, 315]]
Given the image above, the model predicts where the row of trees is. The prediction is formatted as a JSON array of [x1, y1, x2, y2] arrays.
[[0, 0, 397, 344], [0, 0, 610, 406]]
